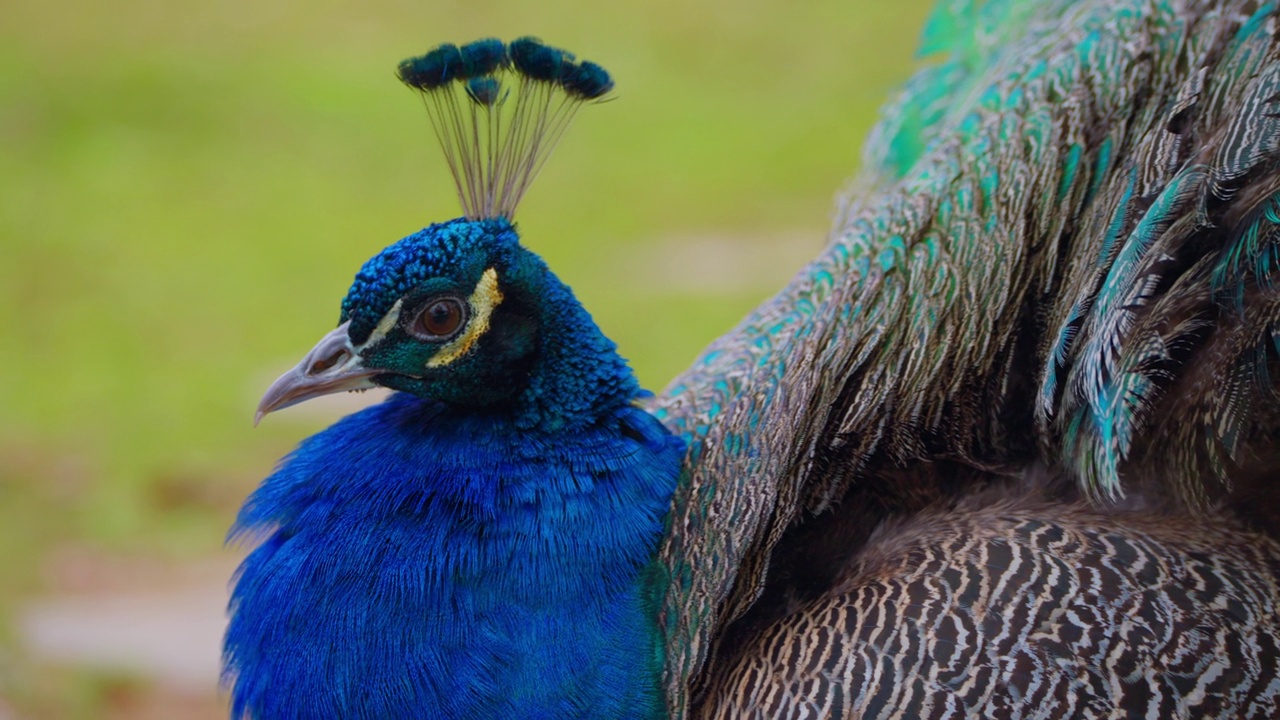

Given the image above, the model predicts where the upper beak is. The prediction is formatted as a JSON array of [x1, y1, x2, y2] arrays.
[[255, 321, 379, 425]]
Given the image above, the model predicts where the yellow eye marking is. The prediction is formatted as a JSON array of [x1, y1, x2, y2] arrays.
[[427, 267, 503, 368]]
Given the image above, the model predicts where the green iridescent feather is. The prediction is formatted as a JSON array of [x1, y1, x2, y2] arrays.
[[651, 0, 1280, 714]]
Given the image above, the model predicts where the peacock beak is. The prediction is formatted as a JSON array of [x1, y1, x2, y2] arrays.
[[255, 321, 379, 425]]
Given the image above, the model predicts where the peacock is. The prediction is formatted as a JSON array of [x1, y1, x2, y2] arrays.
[[225, 39, 684, 718], [227, 0, 1280, 717]]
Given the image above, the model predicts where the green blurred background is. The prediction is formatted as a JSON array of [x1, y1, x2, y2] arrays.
[[1, 0, 930, 716]]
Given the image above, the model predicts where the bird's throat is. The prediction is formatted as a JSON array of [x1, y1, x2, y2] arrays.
[[225, 393, 680, 719]]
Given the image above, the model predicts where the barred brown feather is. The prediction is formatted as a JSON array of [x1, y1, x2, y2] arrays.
[[699, 492, 1280, 719]]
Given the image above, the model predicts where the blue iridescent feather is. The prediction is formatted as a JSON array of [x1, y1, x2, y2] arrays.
[[226, 41, 681, 719], [226, 392, 681, 719]]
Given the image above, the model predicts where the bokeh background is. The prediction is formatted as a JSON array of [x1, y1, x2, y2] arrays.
[[1, 0, 931, 716]]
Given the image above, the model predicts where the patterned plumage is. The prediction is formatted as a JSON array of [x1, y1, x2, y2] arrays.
[[646, 0, 1280, 716], [228, 2, 1280, 717], [225, 41, 683, 719], [701, 490, 1280, 719]]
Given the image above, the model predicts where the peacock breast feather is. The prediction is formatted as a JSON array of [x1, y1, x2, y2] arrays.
[[226, 392, 682, 719]]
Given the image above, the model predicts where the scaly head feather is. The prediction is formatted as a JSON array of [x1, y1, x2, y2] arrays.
[[256, 39, 626, 432]]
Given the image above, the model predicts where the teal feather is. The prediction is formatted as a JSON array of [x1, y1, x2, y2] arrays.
[[646, 0, 1280, 714], [1214, 194, 1280, 304], [231, 4, 1280, 717], [1062, 167, 1206, 498]]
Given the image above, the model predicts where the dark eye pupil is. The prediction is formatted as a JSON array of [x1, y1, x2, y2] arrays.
[[421, 299, 463, 337]]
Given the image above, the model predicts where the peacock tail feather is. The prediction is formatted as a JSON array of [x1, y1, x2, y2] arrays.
[[651, 0, 1280, 713]]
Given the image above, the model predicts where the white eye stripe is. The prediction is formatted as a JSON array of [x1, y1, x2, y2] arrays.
[[426, 267, 503, 368], [359, 298, 404, 350]]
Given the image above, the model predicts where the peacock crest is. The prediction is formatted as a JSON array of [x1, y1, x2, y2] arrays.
[[396, 37, 614, 220]]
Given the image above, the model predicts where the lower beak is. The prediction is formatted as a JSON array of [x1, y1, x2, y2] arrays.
[[255, 321, 379, 424]]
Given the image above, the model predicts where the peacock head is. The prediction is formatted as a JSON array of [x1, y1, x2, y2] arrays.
[[255, 38, 620, 424]]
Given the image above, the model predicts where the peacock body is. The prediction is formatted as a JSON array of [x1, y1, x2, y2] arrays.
[[225, 42, 683, 719], [229, 1, 1280, 717], [700, 489, 1280, 718], [647, 0, 1280, 716]]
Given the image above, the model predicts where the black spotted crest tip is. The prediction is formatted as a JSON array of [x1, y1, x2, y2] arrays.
[[396, 37, 615, 220]]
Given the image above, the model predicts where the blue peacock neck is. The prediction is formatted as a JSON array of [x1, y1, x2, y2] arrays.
[[226, 320, 680, 720], [507, 257, 642, 434]]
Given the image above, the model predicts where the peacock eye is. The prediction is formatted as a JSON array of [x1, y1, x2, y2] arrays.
[[412, 297, 467, 340]]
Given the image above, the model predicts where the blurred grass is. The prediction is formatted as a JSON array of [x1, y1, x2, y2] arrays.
[[0, 0, 931, 714]]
